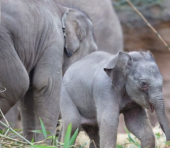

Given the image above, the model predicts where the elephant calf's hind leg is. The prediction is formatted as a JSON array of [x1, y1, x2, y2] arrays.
[[60, 87, 81, 143]]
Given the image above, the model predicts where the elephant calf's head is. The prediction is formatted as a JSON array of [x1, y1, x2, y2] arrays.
[[104, 51, 170, 141], [62, 8, 97, 72]]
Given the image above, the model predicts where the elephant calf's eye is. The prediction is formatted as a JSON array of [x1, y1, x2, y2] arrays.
[[140, 82, 148, 90]]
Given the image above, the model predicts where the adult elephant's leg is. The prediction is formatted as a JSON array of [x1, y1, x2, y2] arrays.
[[124, 106, 155, 148], [33, 48, 62, 141], [19, 87, 35, 141]]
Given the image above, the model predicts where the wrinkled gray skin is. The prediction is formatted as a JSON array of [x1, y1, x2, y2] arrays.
[[3, 0, 123, 127], [0, 0, 97, 141], [0, 104, 19, 129], [55, 0, 123, 53], [60, 51, 170, 148]]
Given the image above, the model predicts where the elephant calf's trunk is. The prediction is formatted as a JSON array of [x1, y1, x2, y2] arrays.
[[155, 103, 170, 141]]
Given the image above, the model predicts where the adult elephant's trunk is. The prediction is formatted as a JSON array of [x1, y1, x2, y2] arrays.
[[152, 96, 170, 141]]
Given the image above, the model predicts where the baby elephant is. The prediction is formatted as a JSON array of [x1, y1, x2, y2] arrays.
[[60, 51, 170, 148]]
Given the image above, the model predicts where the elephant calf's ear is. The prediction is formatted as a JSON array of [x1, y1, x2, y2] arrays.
[[104, 52, 131, 85]]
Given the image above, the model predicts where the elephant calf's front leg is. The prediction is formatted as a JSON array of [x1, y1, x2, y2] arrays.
[[124, 106, 155, 148], [99, 104, 119, 148]]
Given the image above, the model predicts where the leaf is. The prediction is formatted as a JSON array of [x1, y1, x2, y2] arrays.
[[116, 144, 123, 148], [164, 141, 170, 145], [39, 118, 47, 139], [31, 130, 51, 135], [47, 135, 54, 139], [124, 127, 130, 134], [13, 129, 23, 132], [54, 135, 58, 146], [124, 127, 141, 148], [69, 128, 79, 145], [49, 134, 57, 146], [155, 132, 161, 139], [64, 123, 72, 148], [31, 136, 34, 143], [0, 129, 3, 134]]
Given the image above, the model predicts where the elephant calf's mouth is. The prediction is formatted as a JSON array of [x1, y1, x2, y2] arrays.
[[148, 102, 154, 113], [146, 99, 154, 113]]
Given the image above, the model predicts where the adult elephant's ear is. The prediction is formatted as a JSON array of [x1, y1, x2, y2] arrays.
[[62, 9, 86, 57], [104, 52, 132, 88]]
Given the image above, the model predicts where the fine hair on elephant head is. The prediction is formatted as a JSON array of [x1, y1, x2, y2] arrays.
[[62, 8, 97, 73], [104, 51, 170, 141]]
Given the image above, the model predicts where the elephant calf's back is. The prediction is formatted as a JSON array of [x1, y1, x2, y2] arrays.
[[62, 51, 112, 117]]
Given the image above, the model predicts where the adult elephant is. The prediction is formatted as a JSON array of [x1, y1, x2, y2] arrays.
[[2, 0, 123, 131], [0, 0, 97, 141], [56, 0, 123, 54]]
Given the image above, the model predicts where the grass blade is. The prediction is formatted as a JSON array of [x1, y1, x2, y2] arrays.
[[31, 136, 34, 143], [69, 128, 78, 145], [155, 133, 161, 139], [124, 127, 140, 147], [165, 141, 170, 145], [64, 124, 72, 148], [31, 130, 51, 135], [39, 118, 47, 139], [116, 144, 123, 148]]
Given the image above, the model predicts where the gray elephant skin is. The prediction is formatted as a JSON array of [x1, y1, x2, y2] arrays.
[[55, 0, 123, 54], [60, 51, 170, 148], [3, 0, 123, 129], [0, 0, 97, 141]]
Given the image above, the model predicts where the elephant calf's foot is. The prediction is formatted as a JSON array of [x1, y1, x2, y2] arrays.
[[141, 134, 155, 148]]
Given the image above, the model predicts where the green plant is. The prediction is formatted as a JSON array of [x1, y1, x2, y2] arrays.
[[31, 120, 80, 148], [63, 123, 79, 148], [0, 111, 86, 148], [124, 127, 141, 148]]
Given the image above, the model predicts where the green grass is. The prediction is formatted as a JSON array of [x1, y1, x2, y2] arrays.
[[0, 118, 83, 148], [0, 115, 169, 148]]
